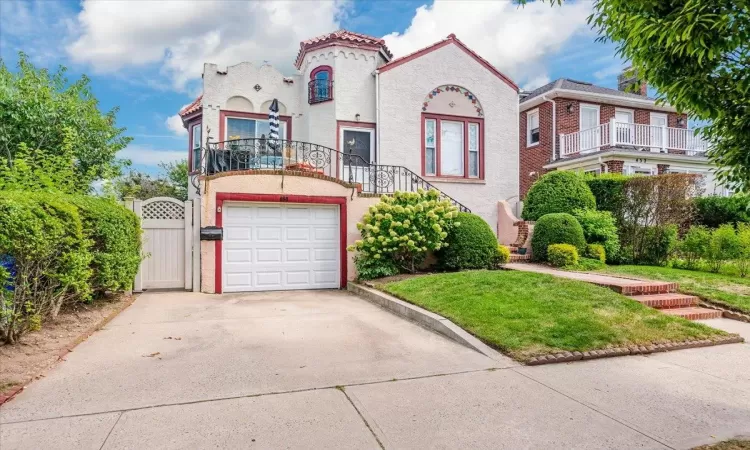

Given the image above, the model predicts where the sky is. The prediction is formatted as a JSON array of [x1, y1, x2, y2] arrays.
[[0, 0, 625, 176]]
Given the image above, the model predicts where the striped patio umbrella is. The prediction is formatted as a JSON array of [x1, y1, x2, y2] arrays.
[[268, 99, 280, 154]]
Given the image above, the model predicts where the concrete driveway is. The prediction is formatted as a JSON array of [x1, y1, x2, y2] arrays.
[[1, 291, 749, 449]]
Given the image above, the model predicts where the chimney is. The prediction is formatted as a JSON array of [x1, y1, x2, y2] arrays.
[[617, 66, 647, 96]]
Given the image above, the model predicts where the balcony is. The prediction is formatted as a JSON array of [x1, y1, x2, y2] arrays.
[[190, 138, 471, 212], [308, 79, 333, 104], [559, 119, 710, 159]]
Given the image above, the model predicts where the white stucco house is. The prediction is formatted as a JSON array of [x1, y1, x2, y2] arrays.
[[179, 30, 520, 293]]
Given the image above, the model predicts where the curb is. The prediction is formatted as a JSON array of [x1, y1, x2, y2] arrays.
[[0, 293, 138, 406], [525, 335, 745, 366], [700, 302, 750, 323], [347, 283, 512, 364]]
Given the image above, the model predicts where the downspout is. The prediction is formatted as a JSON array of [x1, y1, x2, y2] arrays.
[[374, 69, 380, 163], [541, 94, 556, 161]]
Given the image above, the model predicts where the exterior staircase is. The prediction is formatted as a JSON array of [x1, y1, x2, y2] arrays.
[[508, 221, 531, 262], [627, 292, 722, 321]]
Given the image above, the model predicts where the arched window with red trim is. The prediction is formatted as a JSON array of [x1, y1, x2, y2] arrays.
[[309, 66, 333, 104]]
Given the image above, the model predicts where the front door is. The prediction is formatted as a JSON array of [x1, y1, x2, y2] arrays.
[[339, 127, 374, 187]]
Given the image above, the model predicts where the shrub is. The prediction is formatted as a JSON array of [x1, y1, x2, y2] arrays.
[[348, 189, 459, 276], [678, 226, 712, 269], [522, 172, 596, 221], [0, 192, 92, 343], [575, 257, 606, 271], [706, 224, 742, 273], [619, 174, 699, 264], [694, 195, 750, 228], [437, 212, 499, 271], [585, 244, 606, 263], [738, 223, 750, 278], [69, 196, 142, 294], [548, 244, 579, 267], [584, 173, 629, 218], [354, 255, 399, 281], [531, 213, 586, 262], [572, 209, 620, 262], [496, 245, 511, 265]]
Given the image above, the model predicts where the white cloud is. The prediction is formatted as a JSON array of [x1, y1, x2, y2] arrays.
[[165, 115, 187, 137], [523, 75, 551, 92], [594, 61, 627, 81], [383, 0, 592, 88], [119, 145, 185, 166], [66, 0, 347, 91]]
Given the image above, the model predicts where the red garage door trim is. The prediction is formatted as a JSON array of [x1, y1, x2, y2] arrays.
[[215, 193, 348, 294]]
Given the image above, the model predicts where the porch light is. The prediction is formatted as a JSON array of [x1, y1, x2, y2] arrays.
[[566, 104, 573, 113], [677, 117, 685, 126], [355, 113, 360, 122]]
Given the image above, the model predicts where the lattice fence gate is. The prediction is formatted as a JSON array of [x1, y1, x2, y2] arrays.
[[124, 197, 200, 292]]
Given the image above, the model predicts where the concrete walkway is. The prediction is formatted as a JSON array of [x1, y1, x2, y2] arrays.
[[505, 262, 676, 292], [2, 290, 749, 449]]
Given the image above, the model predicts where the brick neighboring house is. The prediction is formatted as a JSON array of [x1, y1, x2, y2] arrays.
[[518, 73, 728, 198]]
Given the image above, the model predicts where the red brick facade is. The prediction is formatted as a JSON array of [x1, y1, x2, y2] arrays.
[[519, 97, 688, 198]]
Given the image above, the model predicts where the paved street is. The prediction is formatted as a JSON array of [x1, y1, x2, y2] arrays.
[[1, 291, 749, 449]]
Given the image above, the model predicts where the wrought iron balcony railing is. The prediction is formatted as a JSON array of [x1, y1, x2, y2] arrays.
[[191, 137, 471, 212], [308, 79, 333, 104]]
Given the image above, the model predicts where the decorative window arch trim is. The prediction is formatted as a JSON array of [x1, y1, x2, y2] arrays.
[[422, 85, 484, 117]]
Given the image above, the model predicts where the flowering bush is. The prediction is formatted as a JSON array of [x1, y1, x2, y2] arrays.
[[348, 189, 460, 277]]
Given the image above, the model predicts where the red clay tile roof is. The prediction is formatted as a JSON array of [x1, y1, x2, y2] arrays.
[[295, 29, 392, 69], [379, 34, 519, 92], [179, 95, 202, 117]]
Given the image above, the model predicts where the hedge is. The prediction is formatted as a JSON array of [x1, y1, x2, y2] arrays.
[[0, 191, 141, 343], [694, 195, 750, 228], [437, 212, 499, 270], [531, 213, 586, 262], [68, 196, 142, 294], [522, 171, 596, 221], [584, 173, 628, 218]]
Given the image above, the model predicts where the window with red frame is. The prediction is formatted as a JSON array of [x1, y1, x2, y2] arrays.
[[308, 66, 333, 104], [423, 115, 482, 178]]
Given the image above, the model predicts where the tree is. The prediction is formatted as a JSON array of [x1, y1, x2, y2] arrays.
[[589, 0, 750, 191], [109, 159, 188, 201], [0, 53, 131, 186]]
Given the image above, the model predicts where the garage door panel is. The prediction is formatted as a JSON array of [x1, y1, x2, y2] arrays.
[[313, 227, 337, 241], [286, 248, 311, 262], [313, 248, 337, 262], [222, 203, 340, 292], [226, 249, 252, 263], [285, 227, 310, 240], [256, 248, 282, 263], [256, 227, 282, 241], [255, 206, 282, 220], [224, 226, 252, 241]]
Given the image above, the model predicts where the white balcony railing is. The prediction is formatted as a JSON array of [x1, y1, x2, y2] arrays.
[[559, 119, 710, 159]]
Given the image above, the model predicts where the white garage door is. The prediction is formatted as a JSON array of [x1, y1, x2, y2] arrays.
[[222, 203, 340, 292]]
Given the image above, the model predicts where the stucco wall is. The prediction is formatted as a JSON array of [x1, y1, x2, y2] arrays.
[[199, 173, 378, 293], [201, 62, 302, 144], [378, 43, 520, 230], [298, 47, 380, 149]]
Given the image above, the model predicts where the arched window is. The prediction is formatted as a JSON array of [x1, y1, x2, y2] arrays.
[[421, 85, 484, 179], [309, 66, 333, 104]]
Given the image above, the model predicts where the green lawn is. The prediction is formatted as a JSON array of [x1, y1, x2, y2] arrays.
[[380, 271, 724, 361], [598, 265, 750, 315]]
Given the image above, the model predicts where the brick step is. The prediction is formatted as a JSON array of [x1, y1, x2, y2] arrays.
[[660, 307, 722, 321], [627, 293, 699, 309], [509, 253, 531, 262], [605, 281, 678, 295]]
